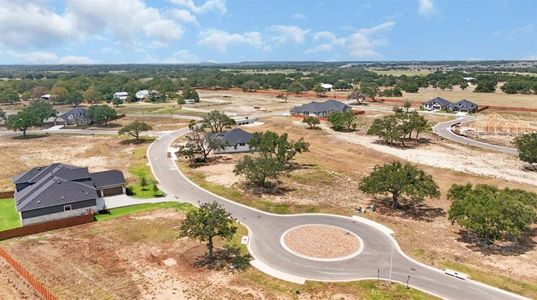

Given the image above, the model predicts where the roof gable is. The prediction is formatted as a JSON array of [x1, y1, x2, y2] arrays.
[[217, 128, 253, 145], [291, 100, 350, 113]]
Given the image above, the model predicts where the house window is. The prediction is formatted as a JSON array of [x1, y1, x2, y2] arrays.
[[64, 204, 72, 212], [239, 143, 246, 146]]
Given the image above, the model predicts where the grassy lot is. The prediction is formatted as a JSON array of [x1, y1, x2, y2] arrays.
[[178, 162, 320, 214], [127, 147, 165, 199], [95, 202, 193, 221], [0, 199, 20, 231]]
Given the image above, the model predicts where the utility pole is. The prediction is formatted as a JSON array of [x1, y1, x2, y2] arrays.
[[406, 275, 411, 289]]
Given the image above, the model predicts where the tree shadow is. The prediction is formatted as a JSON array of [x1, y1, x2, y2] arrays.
[[12, 134, 48, 140], [455, 228, 537, 256], [242, 181, 296, 196], [194, 246, 251, 272], [371, 138, 431, 150], [119, 138, 155, 145], [371, 198, 445, 222]]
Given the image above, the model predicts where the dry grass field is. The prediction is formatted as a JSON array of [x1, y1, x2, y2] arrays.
[[0, 208, 435, 300], [179, 116, 537, 298], [0, 135, 150, 191]]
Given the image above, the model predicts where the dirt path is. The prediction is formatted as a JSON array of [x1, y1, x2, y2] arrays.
[[329, 128, 537, 186]]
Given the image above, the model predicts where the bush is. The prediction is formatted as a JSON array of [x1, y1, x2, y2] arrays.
[[125, 186, 134, 195]]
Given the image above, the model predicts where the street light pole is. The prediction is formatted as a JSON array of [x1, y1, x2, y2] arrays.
[[406, 275, 411, 289]]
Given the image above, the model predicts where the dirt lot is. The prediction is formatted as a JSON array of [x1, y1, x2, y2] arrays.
[[0, 135, 150, 191], [179, 116, 537, 297], [0, 209, 434, 300]]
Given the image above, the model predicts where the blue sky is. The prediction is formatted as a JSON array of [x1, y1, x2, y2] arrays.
[[0, 0, 535, 64]]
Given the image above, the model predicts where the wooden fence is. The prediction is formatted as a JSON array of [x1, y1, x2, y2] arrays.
[[0, 212, 95, 241], [0, 247, 57, 300], [0, 191, 14, 199]]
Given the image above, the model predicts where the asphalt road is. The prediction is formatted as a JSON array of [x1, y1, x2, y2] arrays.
[[432, 116, 518, 156], [147, 128, 526, 300]]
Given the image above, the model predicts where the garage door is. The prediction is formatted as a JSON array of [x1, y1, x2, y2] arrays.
[[102, 186, 124, 197]]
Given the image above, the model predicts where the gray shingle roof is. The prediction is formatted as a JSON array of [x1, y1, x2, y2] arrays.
[[216, 128, 253, 145], [13, 164, 124, 212], [456, 99, 478, 108], [423, 97, 453, 107], [291, 100, 351, 114], [91, 170, 126, 188], [59, 107, 89, 122]]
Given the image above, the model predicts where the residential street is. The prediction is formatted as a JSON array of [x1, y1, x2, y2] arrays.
[[147, 128, 528, 300], [432, 116, 519, 156]]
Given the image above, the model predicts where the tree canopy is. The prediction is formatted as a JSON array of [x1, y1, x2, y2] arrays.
[[87, 105, 117, 125], [359, 161, 440, 208], [179, 201, 237, 259], [327, 111, 358, 131], [448, 184, 537, 244], [515, 133, 537, 165], [201, 110, 235, 133], [302, 116, 320, 129], [248, 131, 309, 165], [118, 120, 153, 141]]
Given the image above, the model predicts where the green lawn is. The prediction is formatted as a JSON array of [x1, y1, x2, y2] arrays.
[[95, 202, 194, 221], [127, 147, 165, 199], [0, 199, 21, 231]]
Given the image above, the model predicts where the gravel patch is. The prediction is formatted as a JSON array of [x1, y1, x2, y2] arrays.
[[283, 225, 360, 259]]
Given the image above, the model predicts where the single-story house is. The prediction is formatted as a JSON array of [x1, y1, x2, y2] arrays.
[[232, 116, 258, 126], [54, 107, 90, 126], [12, 163, 125, 225], [214, 128, 254, 154], [290, 99, 352, 117], [422, 97, 478, 113], [113, 92, 129, 101], [451, 99, 478, 113], [184, 99, 196, 105], [422, 97, 453, 111], [320, 83, 333, 92], [135, 90, 159, 100]]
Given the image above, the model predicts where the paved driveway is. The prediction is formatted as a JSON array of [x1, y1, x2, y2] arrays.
[[98, 194, 171, 209]]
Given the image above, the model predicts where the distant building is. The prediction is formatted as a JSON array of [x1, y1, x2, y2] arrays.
[[452, 99, 478, 113], [54, 107, 90, 126], [113, 92, 129, 101], [463, 77, 476, 82], [40, 94, 51, 100], [232, 116, 258, 126], [135, 90, 159, 100], [422, 97, 478, 113], [320, 83, 333, 91], [184, 99, 195, 105], [290, 99, 351, 117], [214, 128, 254, 154], [12, 164, 125, 225], [422, 97, 453, 111]]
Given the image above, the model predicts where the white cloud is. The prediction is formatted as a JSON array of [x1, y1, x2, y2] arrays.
[[5, 51, 95, 64], [198, 29, 265, 52], [0, 1, 74, 49], [168, 0, 226, 14], [59, 55, 95, 64], [143, 19, 184, 44], [308, 21, 395, 58], [493, 24, 535, 41], [313, 31, 345, 46], [66, 0, 184, 46], [418, 0, 434, 16], [292, 13, 306, 20], [305, 44, 333, 54], [6, 51, 58, 64], [144, 50, 199, 64], [0, 0, 185, 51], [168, 8, 198, 25], [269, 25, 310, 44]]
